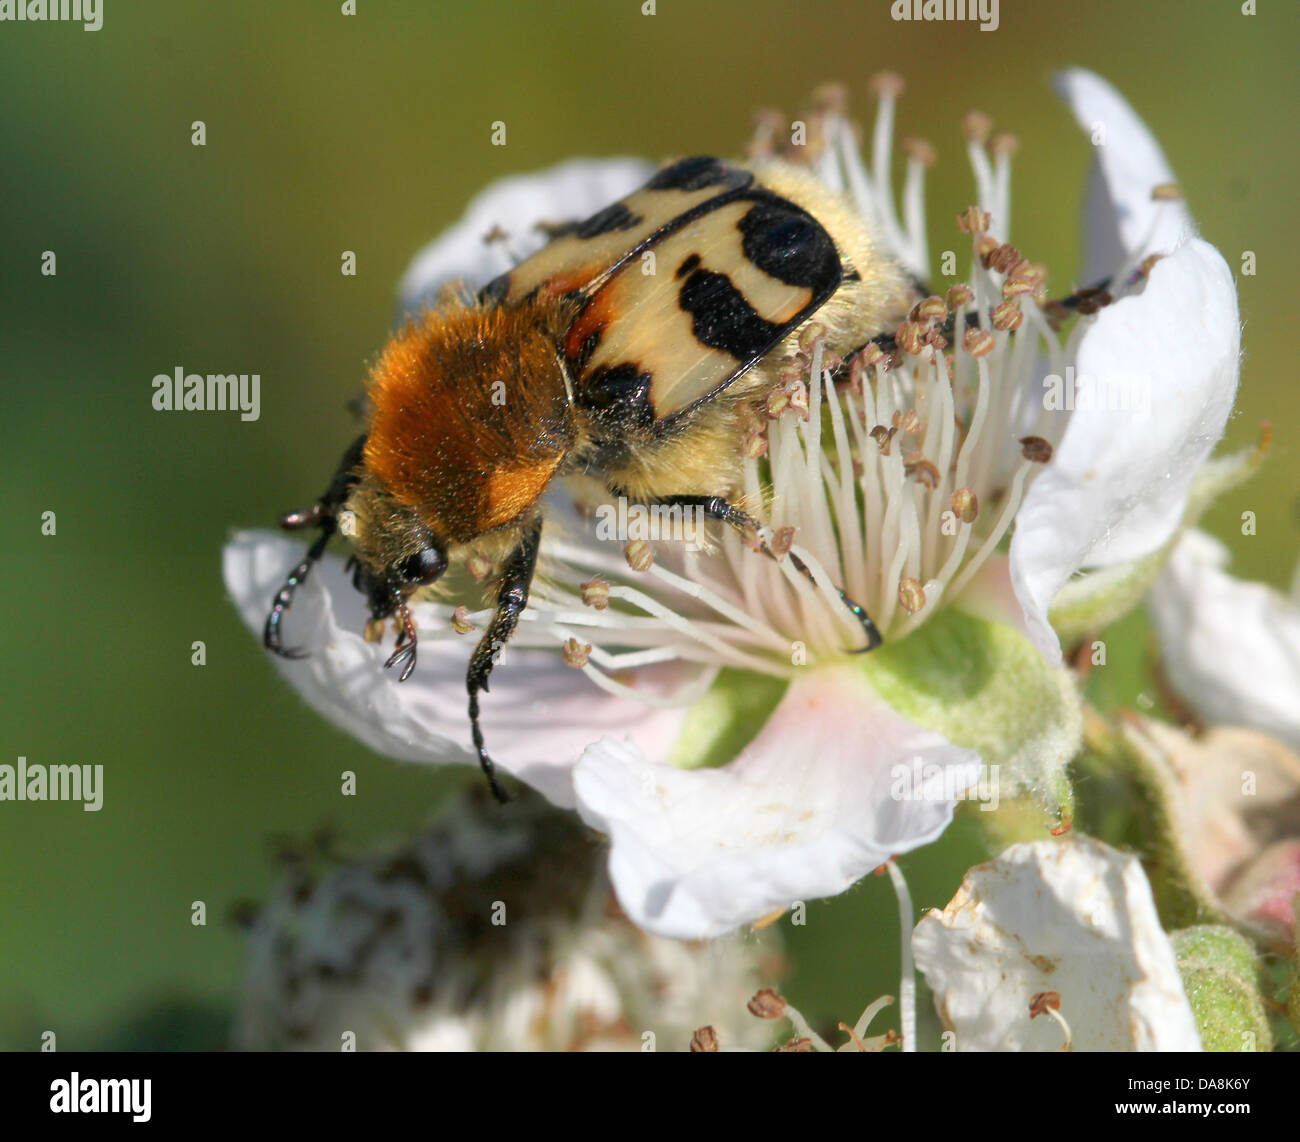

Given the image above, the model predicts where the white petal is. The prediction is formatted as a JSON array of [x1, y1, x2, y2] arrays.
[[1009, 238, 1240, 661], [913, 837, 1201, 1051], [1150, 530, 1300, 750], [223, 531, 690, 806], [1054, 69, 1195, 281], [573, 665, 981, 939], [396, 157, 654, 315]]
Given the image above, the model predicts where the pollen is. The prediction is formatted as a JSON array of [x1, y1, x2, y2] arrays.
[[562, 638, 592, 668]]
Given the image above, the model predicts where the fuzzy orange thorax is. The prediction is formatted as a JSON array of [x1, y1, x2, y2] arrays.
[[364, 301, 575, 542]]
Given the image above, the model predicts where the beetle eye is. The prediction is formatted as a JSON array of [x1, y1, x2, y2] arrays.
[[400, 546, 446, 586]]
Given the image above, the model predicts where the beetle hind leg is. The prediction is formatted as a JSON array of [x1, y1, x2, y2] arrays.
[[650, 493, 882, 653]]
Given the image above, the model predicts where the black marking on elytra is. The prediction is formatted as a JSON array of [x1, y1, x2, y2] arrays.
[[737, 197, 839, 290], [678, 268, 782, 362], [564, 170, 842, 427], [577, 362, 656, 428], [675, 253, 702, 280], [574, 201, 644, 239], [478, 273, 511, 307], [646, 156, 753, 193]]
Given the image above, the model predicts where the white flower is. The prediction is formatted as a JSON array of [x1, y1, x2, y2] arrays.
[[1150, 529, 1300, 751], [912, 836, 1202, 1051], [1008, 70, 1239, 662], [225, 70, 1240, 939], [236, 792, 776, 1052]]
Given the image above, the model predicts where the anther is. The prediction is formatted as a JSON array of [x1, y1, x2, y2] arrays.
[[957, 206, 991, 235], [624, 539, 655, 572], [987, 243, 1022, 275], [787, 380, 810, 421], [962, 110, 992, 144], [903, 136, 936, 168], [990, 300, 1023, 331], [952, 488, 979, 523], [689, 1026, 719, 1053], [870, 71, 905, 98], [1135, 253, 1165, 278], [894, 409, 921, 436], [870, 424, 898, 454], [923, 327, 948, 352], [898, 578, 926, 613], [797, 322, 827, 353], [747, 989, 788, 1019], [895, 320, 927, 355], [450, 606, 475, 635], [562, 638, 592, 668], [811, 83, 848, 114], [946, 283, 974, 309], [1020, 435, 1053, 463], [1075, 289, 1114, 315], [914, 295, 948, 323], [776, 1037, 814, 1052], [989, 129, 1019, 158], [580, 578, 611, 610], [904, 453, 940, 489], [768, 526, 796, 559], [962, 328, 996, 357]]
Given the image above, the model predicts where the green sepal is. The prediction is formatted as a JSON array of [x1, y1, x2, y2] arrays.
[[1172, 925, 1274, 1052], [860, 607, 1082, 809]]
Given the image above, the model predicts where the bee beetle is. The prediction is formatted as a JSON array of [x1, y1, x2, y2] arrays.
[[265, 156, 914, 801]]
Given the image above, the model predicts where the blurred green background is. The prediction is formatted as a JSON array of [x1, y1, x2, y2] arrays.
[[1, 0, 1295, 1049]]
